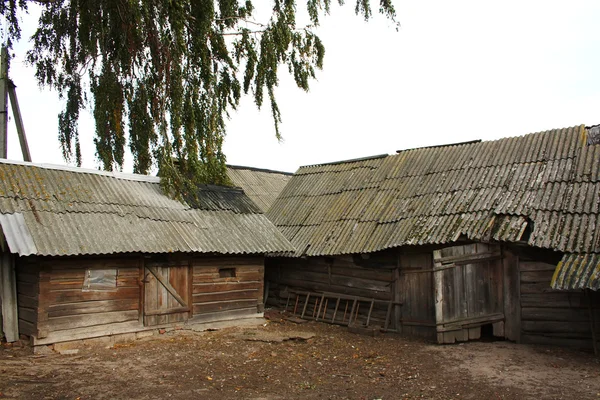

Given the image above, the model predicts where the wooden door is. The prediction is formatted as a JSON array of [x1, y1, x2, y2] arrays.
[[433, 243, 504, 343], [143, 261, 190, 326]]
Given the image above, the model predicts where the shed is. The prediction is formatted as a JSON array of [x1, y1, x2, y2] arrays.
[[0, 160, 293, 347], [266, 124, 600, 350]]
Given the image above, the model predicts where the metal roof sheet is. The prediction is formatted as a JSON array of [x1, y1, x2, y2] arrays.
[[268, 124, 600, 258], [0, 160, 294, 257]]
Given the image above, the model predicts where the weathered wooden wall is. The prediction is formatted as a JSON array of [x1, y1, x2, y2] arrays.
[[17, 256, 142, 344], [15, 257, 40, 337], [397, 252, 436, 339], [266, 252, 396, 327], [191, 256, 264, 322], [520, 260, 600, 350]]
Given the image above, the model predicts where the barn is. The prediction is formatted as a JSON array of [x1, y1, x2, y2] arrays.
[[266, 124, 600, 351], [0, 160, 293, 349]]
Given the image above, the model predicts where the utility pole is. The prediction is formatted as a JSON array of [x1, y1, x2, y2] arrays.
[[0, 45, 32, 162], [0, 46, 8, 159]]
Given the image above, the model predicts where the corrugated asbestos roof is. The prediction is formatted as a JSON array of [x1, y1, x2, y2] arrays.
[[552, 253, 600, 291], [268, 125, 600, 267], [0, 160, 294, 257], [227, 165, 292, 212]]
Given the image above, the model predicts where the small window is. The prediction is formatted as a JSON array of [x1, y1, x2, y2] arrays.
[[83, 269, 117, 291], [219, 268, 236, 278]]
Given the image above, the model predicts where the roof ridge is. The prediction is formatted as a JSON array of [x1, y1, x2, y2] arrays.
[[227, 164, 294, 175], [0, 158, 160, 183], [300, 154, 389, 168]]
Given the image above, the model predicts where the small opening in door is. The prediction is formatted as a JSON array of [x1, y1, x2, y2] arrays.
[[480, 323, 504, 342], [219, 268, 236, 278]]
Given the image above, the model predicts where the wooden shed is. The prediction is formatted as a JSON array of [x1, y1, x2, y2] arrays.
[[266, 124, 600, 351], [0, 160, 293, 348]]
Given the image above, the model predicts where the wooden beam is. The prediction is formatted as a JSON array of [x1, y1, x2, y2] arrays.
[[7, 81, 31, 162], [0, 46, 8, 159], [0, 253, 18, 342]]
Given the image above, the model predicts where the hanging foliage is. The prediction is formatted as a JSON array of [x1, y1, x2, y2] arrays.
[[4, 0, 396, 198]]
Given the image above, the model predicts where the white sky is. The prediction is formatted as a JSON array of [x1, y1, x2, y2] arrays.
[[5, 1, 600, 174]]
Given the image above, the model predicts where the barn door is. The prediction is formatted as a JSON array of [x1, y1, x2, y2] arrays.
[[143, 261, 190, 326], [433, 243, 504, 343]]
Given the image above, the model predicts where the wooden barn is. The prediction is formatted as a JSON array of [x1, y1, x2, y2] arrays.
[[0, 160, 293, 348], [266, 124, 600, 351]]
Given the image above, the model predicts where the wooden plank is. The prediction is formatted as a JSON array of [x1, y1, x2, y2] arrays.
[[521, 307, 590, 322], [520, 293, 584, 308], [47, 299, 139, 318], [17, 306, 36, 323], [197, 280, 258, 294], [145, 306, 189, 316], [44, 287, 139, 304], [40, 310, 139, 332], [34, 320, 141, 346], [522, 320, 593, 335], [18, 318, 35, 336], [520, 270, 554, 284], [192, 299, 258, 314], [276, 276, 392, 301], [519, 262, 557, 272], [1, 253, 18, 342], [192, 289, 259, 303], [17, 294, 38, 308], [434, 251, 502, 266], [520, 282, 554, 294], [329, 265, 393, 282]]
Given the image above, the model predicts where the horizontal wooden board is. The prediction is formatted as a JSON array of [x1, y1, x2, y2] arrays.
[[522, 320, 592, 335], [16, 281, 38, 297], [192, 256, 263, 267], [520, 282, 554, 294], [44, 287, 139, 304], [521, 307, 590, 322], [275, 277, 392, 301], [193, 272, 262, 284], [18, 319, 35, 336], [330, 274, 391, 293], [192, 281, 261, 294], [18, 306, 36, 324], [520, 293, 585, 308], [17, 294, 38, 308], [521, 333, 595, 350], [41, 310, 139, 332], [520, 271, 554, 284], [330, 265, 393, 282], [519, 262, 557, 272], [16, 272, 39, 284], [192, 289, 259, 303], [47, 298, 139, 318], [41, 276, 139, 291], [193, 300, 258, 314]]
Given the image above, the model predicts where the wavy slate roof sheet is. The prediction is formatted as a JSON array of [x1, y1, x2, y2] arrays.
[[0, 160, 294, 257], [268, 125, 600, 267], [551, 253, 600, 291], [227, 165, 292, 212]]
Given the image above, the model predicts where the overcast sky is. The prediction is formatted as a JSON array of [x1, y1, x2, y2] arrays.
[[5, 1, 600, 173]]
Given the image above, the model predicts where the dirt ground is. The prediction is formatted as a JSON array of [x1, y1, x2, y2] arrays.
[[1, 312, 599, 400]]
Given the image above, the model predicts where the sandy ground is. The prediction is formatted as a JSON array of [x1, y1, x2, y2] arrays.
[[1, 313, 599, 399]]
